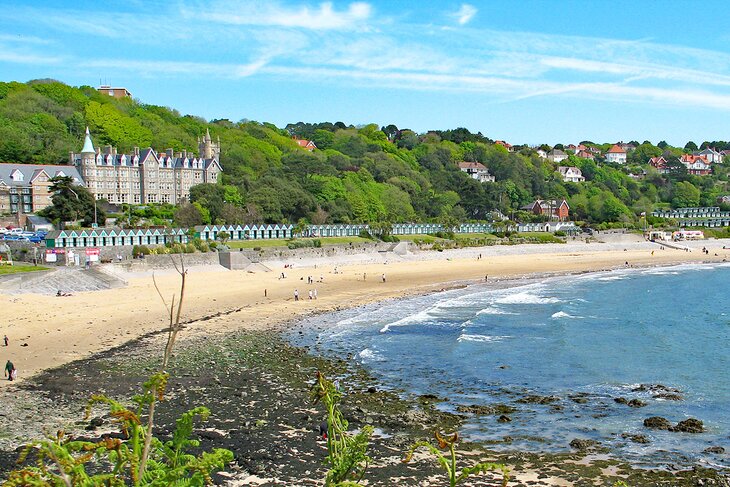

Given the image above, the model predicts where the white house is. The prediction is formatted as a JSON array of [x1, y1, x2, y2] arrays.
[[547, 149, 569, 163], [557, 166, 585, 182], [606, 144, 627, 164], [697, 148, 723, 164], [457, 161, 495, 183]]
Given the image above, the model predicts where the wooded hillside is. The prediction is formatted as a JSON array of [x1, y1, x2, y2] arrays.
[[1, 79, 728, 226]]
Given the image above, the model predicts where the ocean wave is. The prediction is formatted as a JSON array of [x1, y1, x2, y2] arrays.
[[597, 275, 626, 281], [358, 348, 384, 361], [379, 308, 435, 333], [494, 292, 560, 305], [457, 333, 511, 343], [551, 311, 581, 319], [477, 306, 517, 315]]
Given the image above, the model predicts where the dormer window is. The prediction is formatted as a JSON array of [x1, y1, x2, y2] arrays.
[[10, 169, 23, 182]]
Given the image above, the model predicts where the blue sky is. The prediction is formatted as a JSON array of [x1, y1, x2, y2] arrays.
[[2, 0, 730, 146]]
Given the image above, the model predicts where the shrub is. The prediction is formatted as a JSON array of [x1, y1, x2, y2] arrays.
[[133, 245, 151, 256]]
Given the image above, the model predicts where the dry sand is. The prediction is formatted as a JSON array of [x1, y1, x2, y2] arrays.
[[1, 237, 727, 383]]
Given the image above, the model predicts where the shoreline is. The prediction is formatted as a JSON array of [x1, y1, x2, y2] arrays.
[[1, 293, 728, 485], [0, 238, 728, 383], [1, 242, 730, 484]]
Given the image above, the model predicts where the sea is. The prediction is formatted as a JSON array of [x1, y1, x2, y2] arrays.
[[288, 262, 730, 468]]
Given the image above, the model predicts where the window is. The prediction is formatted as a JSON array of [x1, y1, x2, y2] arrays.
[[161, 194, 170, 203], [133, 194, 140, 203], [121, 194, 127, 203], [147, 194, 157, 203]]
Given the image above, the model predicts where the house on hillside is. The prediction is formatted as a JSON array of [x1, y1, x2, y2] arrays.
[[536, 148, 548, 159], [97, 85, 132, 99], [294, 138, 317, 151], [547, 149, 568, 163], [575, 149, 595, 160], [495, 140, 513, 152], [648, 156, 669, 174], [522, 199, 570, 221], [457, 161, 495, 182], [619, 142, 636, 152], [680, 154, 712, 175], [606, 144, 627, 164], [697, 148, 723, 164], [557, 166, 585, 182]]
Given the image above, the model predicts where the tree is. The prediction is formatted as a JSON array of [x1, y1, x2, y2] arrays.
[[684, 141, 698, 152], [174, 202, 206, 227], [40, 176, 106, 228], [672, 181, 700, 208]]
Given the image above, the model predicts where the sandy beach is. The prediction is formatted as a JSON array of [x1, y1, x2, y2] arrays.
[[1, 235, 727, 382]]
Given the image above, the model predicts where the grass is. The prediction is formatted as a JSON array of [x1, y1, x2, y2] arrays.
[[0, 264, 49, 275], [514, 232, 564, 243]]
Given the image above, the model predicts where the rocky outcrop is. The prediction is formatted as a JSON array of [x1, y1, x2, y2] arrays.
[[643, 416, 704, 433], [455, 404, 516, 415], [643, 416, 672, 430], [569, 438, 599, 451]]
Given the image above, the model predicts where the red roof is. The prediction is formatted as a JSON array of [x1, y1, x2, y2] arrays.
[[607, 144, 625, 154]]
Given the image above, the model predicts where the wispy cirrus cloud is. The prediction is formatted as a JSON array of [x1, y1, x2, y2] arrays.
[[452, 4, 477, 25], [188, 1, 373, 31], [3, 0, 730, 113]]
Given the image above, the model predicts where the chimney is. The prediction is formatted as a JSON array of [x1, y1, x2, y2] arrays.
[[134, 147, 139, 156], [182, 149, 187, 158], [166, 148, 173, 157], [104, 145, 112, 155], [175, 151, 182, 158]]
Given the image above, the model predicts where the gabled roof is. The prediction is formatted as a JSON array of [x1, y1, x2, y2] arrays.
[[0, 163, 84, 187], [457, 161, 488, 171], [607, 144, 626, 154]]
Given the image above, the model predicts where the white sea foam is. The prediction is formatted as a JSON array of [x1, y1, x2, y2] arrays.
[[457, 334, 510, 343], [379, 308, 435, 333], [358, 348, 384, 361], [476, 306, 516, 316], [597, 275, 625, 281], [551, 311, 571, 319], [495, 292, 560, 305]]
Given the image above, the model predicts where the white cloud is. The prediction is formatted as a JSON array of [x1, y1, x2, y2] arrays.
[[453, 4, 477, 25], [193, 1, 373, 31]]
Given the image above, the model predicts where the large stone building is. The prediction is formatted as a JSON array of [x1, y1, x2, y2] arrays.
[[0, 164, 84, 216], [71, 128, 222, 205]]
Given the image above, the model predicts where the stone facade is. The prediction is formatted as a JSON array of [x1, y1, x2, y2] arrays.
[[70, 128, 222, 205], [0, 163, 84, 215]]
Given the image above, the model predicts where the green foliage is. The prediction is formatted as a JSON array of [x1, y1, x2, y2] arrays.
[[404, 431, 509, 487], [5, 79, 730, 227], [6, 376, 232, 486], [311, 372, 373, 486], [133, 245, 151, 256], [40, 176, 106, 227]]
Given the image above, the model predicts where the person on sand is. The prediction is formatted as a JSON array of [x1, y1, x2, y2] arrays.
[[3, 335, 7, 347], [294, 289, 299, 301], [4, 360, 14, 381], [382, 273, 386, 283], [313, 289, 318, 300], [308, 289, 313, 300]]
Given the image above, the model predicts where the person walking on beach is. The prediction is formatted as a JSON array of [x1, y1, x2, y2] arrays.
[[381, 273, 386, 283], [308, 289, 313, 300], [4, 360, 15, 381], [313, 289, 318, 300], [294, 289, 299, 301], [3, 335, 7, 347]]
